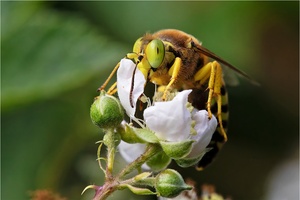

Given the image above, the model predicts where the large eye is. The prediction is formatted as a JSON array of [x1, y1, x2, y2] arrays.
[[133, 37, 143, 53], [145, 39, 165, 68]]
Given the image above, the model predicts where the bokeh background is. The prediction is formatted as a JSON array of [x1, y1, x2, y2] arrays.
[[2, 1, 299, 200]]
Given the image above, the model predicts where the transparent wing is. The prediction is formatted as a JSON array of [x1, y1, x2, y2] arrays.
[[222, 66, 239, 86], [194, 43, 259, 86]]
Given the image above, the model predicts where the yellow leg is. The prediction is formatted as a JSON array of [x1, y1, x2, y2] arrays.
[[206, 63, 217, 119], [217, 95, 227, 141], [107, 82, 118, 95], [194, 61, 227, 141], [194, 62, 212, 85], [98, 62, 120, 91], [162, 57, 182, 100]]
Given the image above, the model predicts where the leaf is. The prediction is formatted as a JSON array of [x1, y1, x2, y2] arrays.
[[1, 2, 128, 111]]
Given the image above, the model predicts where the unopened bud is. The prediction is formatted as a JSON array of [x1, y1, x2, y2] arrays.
[[155, 169, 192, 198], [90, 92, 124, 129]]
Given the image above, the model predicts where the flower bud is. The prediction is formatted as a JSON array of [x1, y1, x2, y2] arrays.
[[90, 92, 124, 129], [155, 169, 192, 198]]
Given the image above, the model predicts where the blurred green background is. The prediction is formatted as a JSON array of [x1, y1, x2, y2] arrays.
[[1, 1, 299, 200]]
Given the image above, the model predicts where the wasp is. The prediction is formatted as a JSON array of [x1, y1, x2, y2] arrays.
[[100, 29, 256, 170]]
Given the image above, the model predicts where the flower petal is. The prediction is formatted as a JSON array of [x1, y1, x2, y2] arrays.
[[118, 140, 150, 170], [117, 59, 146, 118], [187, 110, 217, 158], [143, 90, 192, 142]]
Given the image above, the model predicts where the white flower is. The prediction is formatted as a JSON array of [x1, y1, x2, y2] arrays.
[[143, 90, 192, 142], [143, 90, 217, 158], [188, 110, 217, 158], [117, 59, 146, 118], [117, 59, 217, 165]]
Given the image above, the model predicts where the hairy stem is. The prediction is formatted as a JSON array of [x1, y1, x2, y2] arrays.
[[93, 139, 161, 200], [118, 144, 161, 179], [105, 129, 117, 180]]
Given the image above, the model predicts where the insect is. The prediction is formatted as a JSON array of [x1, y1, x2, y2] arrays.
[[99, 29, 256, 170]]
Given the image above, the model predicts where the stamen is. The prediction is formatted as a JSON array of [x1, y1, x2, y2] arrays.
[[130, 116, 146, 129]]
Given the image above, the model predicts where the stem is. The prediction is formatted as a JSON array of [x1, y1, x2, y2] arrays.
[[92, 181, 118, 200], [105, 129, 117, 180], [117, 143, 161, 179], [93, 141, 161, 200]]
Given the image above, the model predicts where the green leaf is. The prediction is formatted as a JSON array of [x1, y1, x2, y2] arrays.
[[2, 2, 128, 111]]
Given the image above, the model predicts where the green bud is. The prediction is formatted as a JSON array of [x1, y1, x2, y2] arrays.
[[155, 169, 192, 198], [90, 92, 124, 129]]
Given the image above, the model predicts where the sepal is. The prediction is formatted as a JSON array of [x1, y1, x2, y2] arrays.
[[175, 151, 206, 168], [117, 123, 145, 143], [123, 172, 156, 196], [124, 184, 156, 196], [146, 151, 171, 172], [119, 123, 159, 144], [133, 172, 152, 182], [175, 148, 211, 168], [159, 140, 194, 159]]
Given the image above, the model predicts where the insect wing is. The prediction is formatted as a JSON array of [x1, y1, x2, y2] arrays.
[[222, 66, 239, 86], [194, 44, 259, 86]]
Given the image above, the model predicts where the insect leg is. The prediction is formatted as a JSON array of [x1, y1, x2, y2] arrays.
[[98, 62, 120, 91], [206, 62, 217, 119], [162, 57, 182, 100], [194, 62, 214, 117], [107, 82, 118, 95], [211, 61, 227, 140], [194, 61, 227, 140]]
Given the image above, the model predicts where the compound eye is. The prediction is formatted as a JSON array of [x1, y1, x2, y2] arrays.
[[145, 39, 165, 68], [133, 37, 143, 53]]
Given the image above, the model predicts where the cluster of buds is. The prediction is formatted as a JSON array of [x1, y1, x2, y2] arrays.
[[88, 59, 218, 199]]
